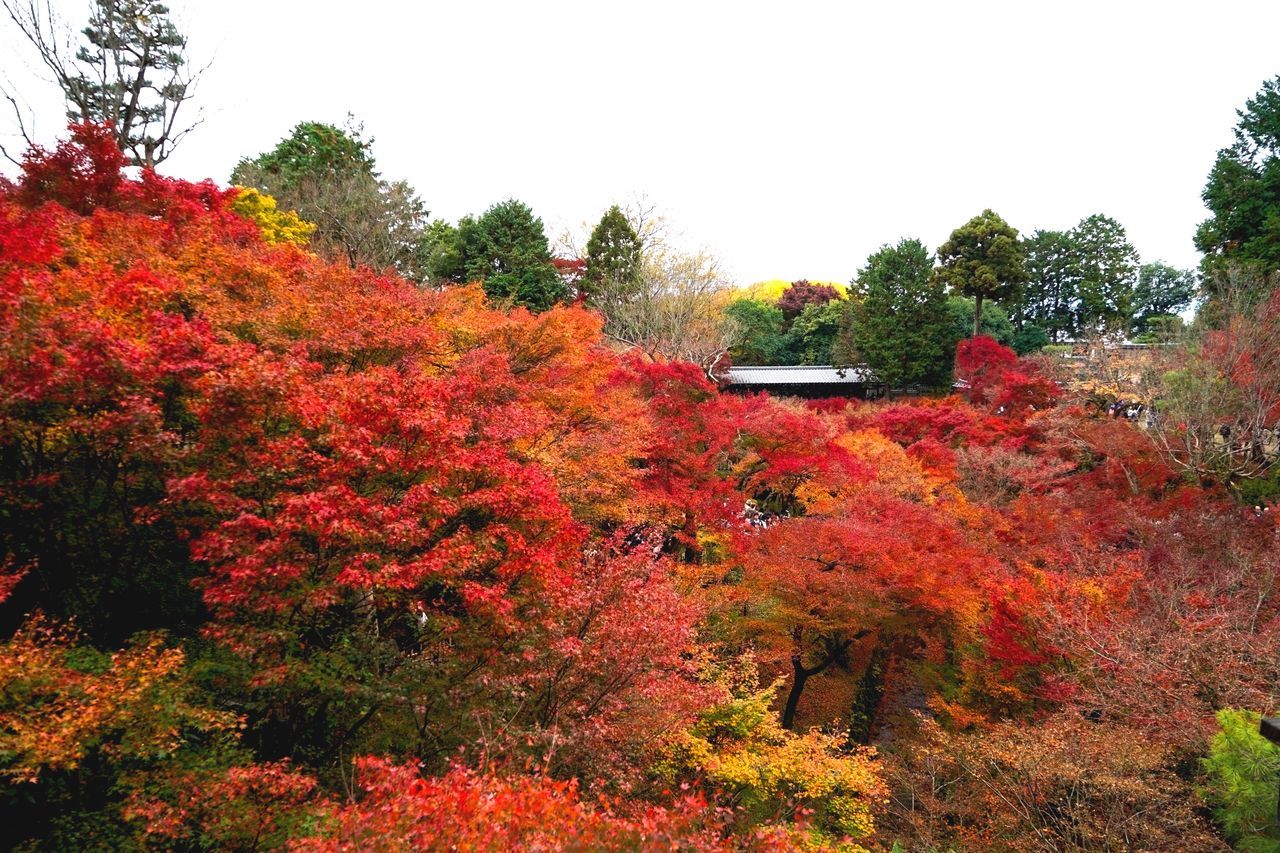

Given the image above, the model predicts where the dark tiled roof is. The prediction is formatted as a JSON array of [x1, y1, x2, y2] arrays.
[[725, 365, 875, 385]]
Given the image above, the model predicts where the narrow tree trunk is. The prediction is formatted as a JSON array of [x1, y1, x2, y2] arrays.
[[781, 654, 810, 730], [973, 293, 984, 337], [781, 636, 856, 729]]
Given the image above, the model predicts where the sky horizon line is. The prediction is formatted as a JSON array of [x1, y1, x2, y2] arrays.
[[4, 1, 1278, 286]]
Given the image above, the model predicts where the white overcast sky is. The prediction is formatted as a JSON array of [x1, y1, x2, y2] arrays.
[[4, 1, 1280, 284]]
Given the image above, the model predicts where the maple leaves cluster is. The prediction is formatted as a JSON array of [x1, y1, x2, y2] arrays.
[[0, 126, 1277, 850]]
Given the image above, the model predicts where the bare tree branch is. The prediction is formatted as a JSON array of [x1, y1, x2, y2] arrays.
[[3, 0, 204, 168], [0, 85, 37, 166]]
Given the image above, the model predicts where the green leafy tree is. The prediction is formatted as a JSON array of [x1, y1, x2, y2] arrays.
[[935, 209, 1027, 337], [1020, 229, 1080, 341], [422, 219, 465, 282], [2, 0, 199, 167], [1010, 324, 1049, 355], [424, 215, 493, 286], [232, 121, 431, 280], [847, 238, 954, 389], [1195, 75, 1280, 287], [462, 200, 567, 311], [1202, 709, 1280, 851], [946, 295, 1015, 348], [234, 120, 375, 186], [783, 301, 844, 365], [1072, 214, 1139, 333], [830, 303, 859, 368], [582, 205, 642, 303], [1133, 261, 1197, 333], [1133, 314, 1185, 345], [726, 299, 787, 365]]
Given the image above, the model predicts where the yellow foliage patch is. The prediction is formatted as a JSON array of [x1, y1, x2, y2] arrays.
[[0, 617, 238, 783], [230, 187, 316, 247], [735, 279, 849, 303], [655, 664, 887, 846]]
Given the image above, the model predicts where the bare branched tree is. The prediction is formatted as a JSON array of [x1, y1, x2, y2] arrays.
[[601, 243, 741, 374], [1145, 275, 1280, 483], [2, 0, 201, 167], [554, 193, 669, 261], [556, 196, 739, 374], [240, 165, 431, 280]]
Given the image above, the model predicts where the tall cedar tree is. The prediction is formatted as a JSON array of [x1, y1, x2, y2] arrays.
[[462, 199, 567, 311], [1022, 215, 1150, 337], [848, 238, 954, 389], [1195, 75, 1280, 288], [1072, 213, 1140, 332], [935, 209, 1027, 337], [1020, 228, 1079, 341], [1133, 261, 1197, 332], [582, 205, 642, 302]]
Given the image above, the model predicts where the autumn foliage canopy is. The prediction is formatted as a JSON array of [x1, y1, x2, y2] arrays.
[[1, 125, 1277, 850]]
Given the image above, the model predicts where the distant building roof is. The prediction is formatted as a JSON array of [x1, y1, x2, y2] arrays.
[[725, 365, 876, 385]]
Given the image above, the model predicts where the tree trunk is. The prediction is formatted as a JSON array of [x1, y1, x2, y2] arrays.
[[781, 636, 856, 729], [781, 655, 811, 730], [974, 293, 984, 337]]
